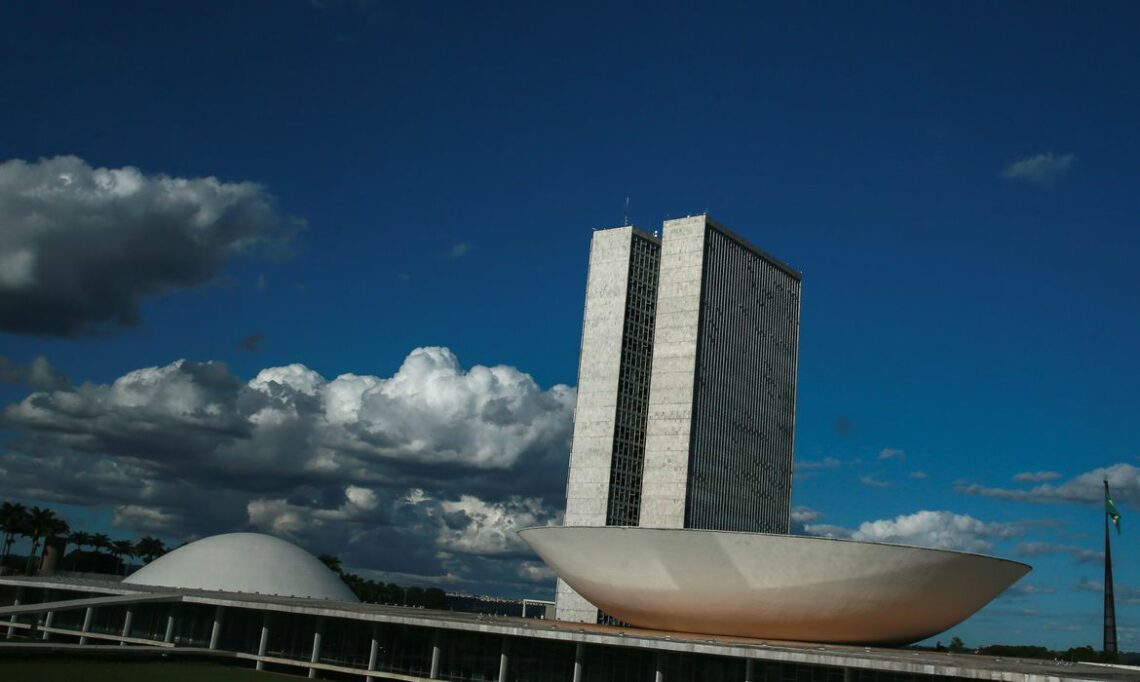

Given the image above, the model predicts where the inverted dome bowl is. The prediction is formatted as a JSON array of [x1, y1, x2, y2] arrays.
[[519, 526, 1029, 645]]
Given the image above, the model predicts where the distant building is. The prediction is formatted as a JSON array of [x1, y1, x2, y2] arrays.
[[557, 215, 802, 623]]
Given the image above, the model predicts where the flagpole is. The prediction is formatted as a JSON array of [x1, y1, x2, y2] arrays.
[[1103, 480, 1117, 656]]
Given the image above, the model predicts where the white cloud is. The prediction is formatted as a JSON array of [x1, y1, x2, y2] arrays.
[[796, 457, 841, 470], [878, 448, 906, 461], [516, 561, 556, 582], [999, 152, 1076, 186], [1015, 542, 1103, 565], [801, 523, 852, 539], [1006, 583, 1055, 597], [0, 346, 574, 594], [910, 471, 928, 479], [0, 155, 300, 335], [957, 463, 1140, 508], [851, 510, 1024, 553], [859, 474, 891, 488], [433, 495, 560, 556], [1012, 471, 1061, 483], [0, 355, 70, 391]]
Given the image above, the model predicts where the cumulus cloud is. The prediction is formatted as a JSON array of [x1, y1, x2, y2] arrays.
[[1012, 471, 1061, 483], [999, 152, 1076, 186], [910, 471, 928, 479], [850, 510, 1024, 553], [449, 243, 472, 259], [957, 464, 1140, 508], [0, 346, 574, 594], [878, 448, 906, 461], [0, 355, 70, 391], [0, 156, 301, 335], [858, 474, 891, 488]]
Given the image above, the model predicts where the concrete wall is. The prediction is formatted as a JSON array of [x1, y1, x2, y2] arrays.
[[557, 227, 635, 623], [638, 216, 707, 529]]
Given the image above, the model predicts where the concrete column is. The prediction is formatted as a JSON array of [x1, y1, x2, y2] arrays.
[[429, 630, 441, 679], [41, 590, 53, 641], [497, 637, 509, 682], [256, 613, 270, 671], [120, 607, 134, 645], [654, 651, 665, 682], [5, 594, 20, 638], [163, 608, 176, 644], [572, 642, 584, 682], [365, 623, 380, 682], [843, 668, 854, 682], [42, 609, 54, 641], [208, 605, 225, 650], [79, 606, 93, 645], [308, 617, 324, 679], [744, 659, 754, 682]]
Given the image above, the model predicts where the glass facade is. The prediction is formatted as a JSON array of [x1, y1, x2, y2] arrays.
[[604, 232, 661, 528], [686, 224, 800, 533]]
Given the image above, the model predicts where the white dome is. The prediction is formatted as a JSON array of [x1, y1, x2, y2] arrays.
[[123, 533, 359, 602]]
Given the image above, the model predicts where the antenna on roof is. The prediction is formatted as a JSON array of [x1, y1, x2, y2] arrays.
[[623, 197, 630, 226]]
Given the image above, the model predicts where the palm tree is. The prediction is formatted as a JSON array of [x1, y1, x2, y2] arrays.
[[0, 502, 28, 566], [23, 506, 61, 575], [134, 536, 167, 564], [67, 531, 94, 570], [110, 539, 135, 575], [91, 533, 111, 572]]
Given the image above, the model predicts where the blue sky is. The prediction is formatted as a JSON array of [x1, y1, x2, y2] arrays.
[[1, 0, 1138, 651]]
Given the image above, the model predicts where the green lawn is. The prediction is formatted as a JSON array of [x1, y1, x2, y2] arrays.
[[0, 658, 278, 681]]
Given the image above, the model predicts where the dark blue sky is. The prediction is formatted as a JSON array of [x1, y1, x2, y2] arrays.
[[1, 1, 1138, 650]]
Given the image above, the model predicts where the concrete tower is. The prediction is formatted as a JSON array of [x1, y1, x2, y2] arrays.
[[556, 215, 801, 623], [557, 225, 661, 623]]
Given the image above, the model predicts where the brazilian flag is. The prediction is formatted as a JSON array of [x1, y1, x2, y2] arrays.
[[1107, 491, 1122, 535]]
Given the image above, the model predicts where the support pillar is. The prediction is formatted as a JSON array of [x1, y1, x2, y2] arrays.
[[5, 592, 20, 639], [79, 606, 93, 645], [365, 623, 380, 682], [163, 608, 176, 644], [309, 617, 324, 679], [120, 607, 133, 645], [42, 609, 54, 641], [41, 590, 53, 641], [654, 651, 665, 682], [744, 659, 754, 682], [209, 605, 225, 650], [843, 668, 855, 682], [256, 613, 270, 671], [572, 642, 584, 682], [430, 630, 441, 679], [497, 637, 510, 682]]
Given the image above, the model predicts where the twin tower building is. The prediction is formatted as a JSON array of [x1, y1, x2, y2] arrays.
[[557, 215, 803, 623]]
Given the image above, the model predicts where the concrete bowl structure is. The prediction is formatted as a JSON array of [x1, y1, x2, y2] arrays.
[[519, 526, 1030, 645], [123, 532, 359, 602]]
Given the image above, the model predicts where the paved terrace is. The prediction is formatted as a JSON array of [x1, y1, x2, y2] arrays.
[[1, 575, 1136, 682]]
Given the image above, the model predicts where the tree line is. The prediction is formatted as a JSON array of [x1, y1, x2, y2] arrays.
[[317, 553, 446, 609], [0, 501, 168, 577]]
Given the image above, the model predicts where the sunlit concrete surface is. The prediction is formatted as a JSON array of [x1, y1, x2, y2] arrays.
[[521, 526, 1031, 645], [123, 533, 359, 602]]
